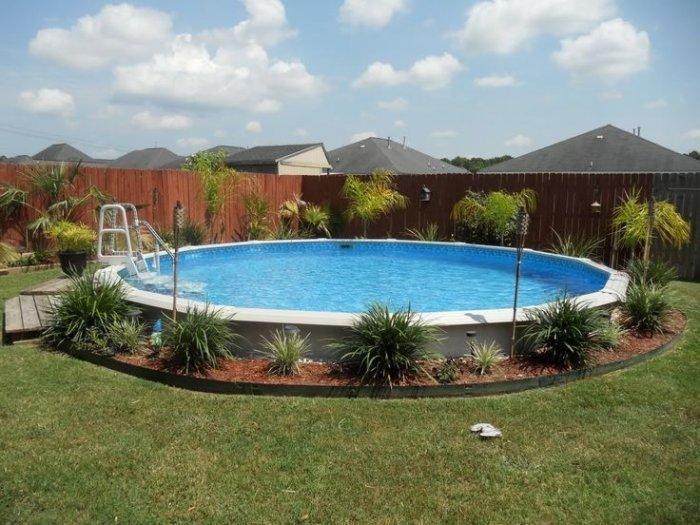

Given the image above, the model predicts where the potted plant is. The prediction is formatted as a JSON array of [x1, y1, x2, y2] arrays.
[[47, 221, 95, 276]]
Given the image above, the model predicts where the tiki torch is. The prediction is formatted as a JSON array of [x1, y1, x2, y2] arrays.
[[172, 201, 185, 321], [510, 205, 529, 357]]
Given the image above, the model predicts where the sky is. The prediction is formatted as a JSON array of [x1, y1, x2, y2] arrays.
[[1, 0, 698, 160]]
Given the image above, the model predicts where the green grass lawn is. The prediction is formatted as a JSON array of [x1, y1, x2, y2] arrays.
[[1, 269, 698, 523]]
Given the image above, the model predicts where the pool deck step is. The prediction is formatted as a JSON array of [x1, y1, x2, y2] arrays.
[[3, 277, 69, 345]]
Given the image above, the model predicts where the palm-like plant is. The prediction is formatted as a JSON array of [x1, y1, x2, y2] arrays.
[[341, 169, 408, 237], [301, 204, 331, 237], [549, 229, 602, 259], [405, 222, 441, 241], [612, 189, 690, 261]]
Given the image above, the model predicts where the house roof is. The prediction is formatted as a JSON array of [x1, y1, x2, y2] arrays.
[[225, 143, 324, 165], [328, 137, 469, 175], [32, 143, 96, 163], [109, 147, 184, 169], [480, 124, 700, 174], [204, 145, 246, 156]]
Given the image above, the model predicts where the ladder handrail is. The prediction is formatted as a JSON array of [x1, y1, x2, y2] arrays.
[[140, 220, 174, 259]]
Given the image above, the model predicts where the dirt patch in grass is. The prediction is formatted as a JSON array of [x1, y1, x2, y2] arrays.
[[113, 309, 686, 387]]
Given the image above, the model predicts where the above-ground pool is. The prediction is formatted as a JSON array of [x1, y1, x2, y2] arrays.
[[104, 240, 628, 358]]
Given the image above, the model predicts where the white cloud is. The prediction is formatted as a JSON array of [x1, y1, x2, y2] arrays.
[[176, 137, 210, 150], [644, 98, 667, 109], [474, 74, 516, 87], [246, 120, 262, 133], [350, 131, 376, 142], [683, 129, 700, 140], [339, 0, 408, 28], [353, 53, 462, 90], [430, 130, 458, 138], [600, 89, 623, 100], [377, 97, 408, 111], [394, 119, 406, 128], [29, 3, 173, 69], [294, 127, 308, 137], [131, 110, 192, 130], [505, 134, 532, 148], [18, 88, 75, 117], [552, 18, 650, 82], [450, 0, 615, 54]]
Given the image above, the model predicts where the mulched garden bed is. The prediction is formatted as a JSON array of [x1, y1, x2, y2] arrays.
[[113, 309, 686, 388]]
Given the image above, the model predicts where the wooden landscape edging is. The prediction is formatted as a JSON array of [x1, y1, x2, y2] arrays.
[[67, 327, 685, 399]]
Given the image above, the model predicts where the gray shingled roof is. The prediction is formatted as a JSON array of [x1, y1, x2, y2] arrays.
[[481, 124, 700, 173], [32, 143, 95, 163], [328, 137, 468, 175], [109, 147, 184, 169], [226, 144, 323, 165], [204, 145, 246, 156]]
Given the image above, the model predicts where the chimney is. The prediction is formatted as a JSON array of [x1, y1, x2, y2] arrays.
[[402, 136, 406, 149], [637, 126, 641, 136], [387, 136, 391, 149]]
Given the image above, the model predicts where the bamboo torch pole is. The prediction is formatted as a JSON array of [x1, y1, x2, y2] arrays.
[[172, 201, 184, 322], [510, 205, 530, 358]]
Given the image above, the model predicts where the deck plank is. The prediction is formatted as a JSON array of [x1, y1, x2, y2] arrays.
[[35, 296, 54, 327], [18, 295, 41, 331], [21, 277, 71, 296], [4, 297, 24, 333]]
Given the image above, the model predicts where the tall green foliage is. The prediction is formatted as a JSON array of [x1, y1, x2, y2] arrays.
[[279, 195, 331, 237], [341, 170, 408, 237], [242, 192, 271, 240]]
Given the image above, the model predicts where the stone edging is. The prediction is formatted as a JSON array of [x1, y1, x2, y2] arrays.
[[69, 327, 686, 399]]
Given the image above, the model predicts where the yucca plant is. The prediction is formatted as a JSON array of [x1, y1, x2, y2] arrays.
[[620, 284, 671, 335], [549, 229, 601, 259], [162, 305, 240, 373], [596, 320, 625, 350], [522, 296, 611, 367], [0, 242, 19, 266], [181, 217, 206, 246], [43, 272, 135, 352], [406, 222, 440, 241], [328, 303, 440, 386], [302, 204, 331, 237], [341, 169, 408, 237], [626, 258, 677, 287], [242, 191, 271, 240], [259, 329, 311, 375], [470, 341, 503, 375], [107, 319, 146, 354]]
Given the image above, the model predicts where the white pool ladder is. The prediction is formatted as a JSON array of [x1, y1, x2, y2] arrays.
[[97, 203, 173, 276]]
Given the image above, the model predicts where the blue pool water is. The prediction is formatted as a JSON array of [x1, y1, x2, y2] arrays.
[[123, 241, 609, 313]]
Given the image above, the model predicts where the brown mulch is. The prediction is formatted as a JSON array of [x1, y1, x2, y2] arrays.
[[114, 309, 687, 387]]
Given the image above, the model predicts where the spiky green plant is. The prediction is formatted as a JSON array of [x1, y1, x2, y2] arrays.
[[405, 222, 441, 241], [259, 329, 311, 375], [612, 189, 690, 261], [620, 284, 671, 335], [341, 170, 408, 237], [596, 320, 624, 350], [522, 296, 611, 367], [107, 319, 146, 354], [470, 341, 503, 375], [549, 229, 602, 258], [0, 242, 19, 266], [328, 303, 440, 386], [181, 217, 206, 246], [162, 305, 239, 373], [302, 204, 331, 237], [626, 259, 678, 287], [242, 192, 271, 240], [43, 272, 134, 352]]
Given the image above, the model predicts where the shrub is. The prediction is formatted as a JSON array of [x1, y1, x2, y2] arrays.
[[470, 341, 503, 375], [626, 259, 677, 288], [328, 303, 440, 385], [47, 221, 95, 253], [162, 305, 239, 373], [406, 223, 441, 241], [259, 329, 311, 375], [43, 272, 134, 351], [620, 284, 671, 335], [549, 230, 601, 259], [0, 242, 19, 266], [596, 320, 624, 350], [107, 319, 146, 354], [522, 296, 611, 368], [180, 217, 206, 246], [434, 358, 460, 384]]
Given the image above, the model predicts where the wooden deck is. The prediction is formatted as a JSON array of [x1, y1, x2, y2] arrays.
[[2, 277, 68, 344]]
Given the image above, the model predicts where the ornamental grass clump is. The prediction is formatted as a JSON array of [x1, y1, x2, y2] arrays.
[[522, 296, 611, 368], [162, 305, 240, 373], [470, 341, 503, 375], [626, 259, 678, 288], [259, 329, 311, 376], [328, 303, 440, 386], [43, 272, 134, 352], [549, 229, 601, 259], [620, 283, 671, 335]]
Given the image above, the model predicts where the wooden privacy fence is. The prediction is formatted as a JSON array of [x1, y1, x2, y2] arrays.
[[0, 162, 673, 272]]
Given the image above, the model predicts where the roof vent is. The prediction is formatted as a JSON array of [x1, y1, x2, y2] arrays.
[[359, 144, 365, 148], [596, 135, 604, 140]]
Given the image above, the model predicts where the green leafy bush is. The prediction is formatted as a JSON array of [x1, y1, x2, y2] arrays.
[[47, 221, 95, 253], [470, 341, 503, 375], [626, 259, 677, 287], [162, 305, 239, 373], [43, 272, 134, 351], [328, 303, 440, 385], [259, 329, 311, 375], [549, 230, 601, 259], [107, 319, 146, 354], [620, 284, 671, 335], [522, 296, 611, 367], [434, 358, 460, 383]]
